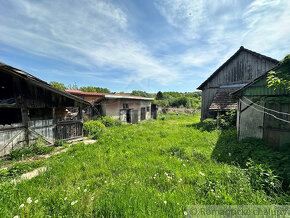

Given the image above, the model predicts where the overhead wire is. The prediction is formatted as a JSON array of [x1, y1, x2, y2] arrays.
[[244, 96, 290, 116], [240, 98, 290, 124]]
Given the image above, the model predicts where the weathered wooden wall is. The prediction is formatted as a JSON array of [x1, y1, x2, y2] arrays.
[[201, 50, 277, 120], [0, 123, 25, 157]]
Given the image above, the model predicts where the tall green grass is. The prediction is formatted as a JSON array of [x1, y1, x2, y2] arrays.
[[0, 114, 288, 217]]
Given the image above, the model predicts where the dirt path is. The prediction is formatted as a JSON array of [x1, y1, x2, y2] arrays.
[[11, 166, 47, 184], [0, 138, 97, 171]]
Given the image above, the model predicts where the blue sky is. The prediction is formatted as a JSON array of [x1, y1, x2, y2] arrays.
[[0, 0, 289, 92]]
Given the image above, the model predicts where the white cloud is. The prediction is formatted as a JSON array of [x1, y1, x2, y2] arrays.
[[0, 0, 180, 87], [155, 0, 290, 64]]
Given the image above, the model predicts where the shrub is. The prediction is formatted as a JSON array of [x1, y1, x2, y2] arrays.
[[54, 139, 65, 147], [97, 116, 122, 127], [9, 138, 53, 160], [83, 120, 106, 137], [193, 118, 217, 131], [217, 110, 237, 129], [212, 130, 290, 190], [245, 159, 282, 195]]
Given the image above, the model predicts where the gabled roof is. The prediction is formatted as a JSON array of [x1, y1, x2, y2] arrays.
[[66, 90, 154, 101], [232, 56, 289, 97], [197, 46, 279, 90], [0, 62, 90, 106]]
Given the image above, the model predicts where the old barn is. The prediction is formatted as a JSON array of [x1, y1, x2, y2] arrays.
[[66, 90, 155, 124], [232, 56, 290, 150], [0, 63, 90, 157], [197, 46, 279, 121]]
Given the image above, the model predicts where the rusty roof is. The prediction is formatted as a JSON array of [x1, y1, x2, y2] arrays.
[[209, 87, 240, 111], [197, 46, 279, 90]]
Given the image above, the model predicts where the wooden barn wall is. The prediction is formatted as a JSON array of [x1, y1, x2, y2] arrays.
[[201, 51, 277, 120], [0, 123, 26, 157], [2, 72, 82, 108], [204, 51, 276, 89], [201, 88, 218, 120]]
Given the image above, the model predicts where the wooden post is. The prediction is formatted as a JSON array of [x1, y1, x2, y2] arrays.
[[52, 107, 56, 142], [21, 107, 29, 146]]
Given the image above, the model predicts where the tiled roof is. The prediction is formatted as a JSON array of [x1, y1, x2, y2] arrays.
[[209, 87, 240, 110]]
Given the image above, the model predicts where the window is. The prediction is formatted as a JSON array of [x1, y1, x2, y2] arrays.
[[123, 103, 129, 109], [0, 73, 14, 100], [146, 106, 150, 112], [29, 108, 53, 121], [0, 108, 22, 125]]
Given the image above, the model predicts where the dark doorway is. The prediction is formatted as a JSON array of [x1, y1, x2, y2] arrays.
[[151, 104, 157, 119], [141, 107, 146, 120], [126, 109, 131, 123]]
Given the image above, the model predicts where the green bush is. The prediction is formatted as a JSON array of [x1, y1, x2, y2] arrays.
[[245, 159, 282, 196], [83, 120, 106, 137], [217, 110, 237, 129], [54, 139, 65, 147], [212, 130, 290, 190], [97, 116, 122, 127], [196, 118, 217, 131], [9, 138, 53, 160]]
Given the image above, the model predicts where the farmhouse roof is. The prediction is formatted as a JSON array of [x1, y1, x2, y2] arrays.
[[66, 90, 154, 101], [0, 62, 90, 106], [209, 87, 240, 110], [232, 55, 289, 97], [197, 46, 279, 90]]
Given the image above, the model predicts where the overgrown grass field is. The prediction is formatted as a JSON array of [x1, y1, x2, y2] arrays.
[[0, 114, 289, 217]]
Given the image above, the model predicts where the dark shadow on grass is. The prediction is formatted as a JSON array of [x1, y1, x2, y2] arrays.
[[211, 129, 290, 189], [185, 122, 216, 132]]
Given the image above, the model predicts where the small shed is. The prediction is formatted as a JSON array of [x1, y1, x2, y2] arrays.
[[0, 62, 91, 157], [232, 57, 290, 150], [66, 90, 155, 124], [197, 46, 278, 121]]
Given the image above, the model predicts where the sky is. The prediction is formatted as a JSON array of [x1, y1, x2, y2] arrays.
[[0, 0, 289, 93]]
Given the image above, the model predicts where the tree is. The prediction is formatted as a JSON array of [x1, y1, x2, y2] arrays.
[[49, 81, 66, 91], [156, 91, 164, 100], [80, 86, 110, 93], [131, 90, 150, 97], [67, 82, 79, 90], [267, 54, 290, 91]]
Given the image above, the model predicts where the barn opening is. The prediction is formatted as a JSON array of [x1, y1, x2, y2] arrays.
[[0, 108, 22, 125]]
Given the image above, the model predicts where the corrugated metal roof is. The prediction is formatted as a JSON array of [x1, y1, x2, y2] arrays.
[[66, 90, 154, 101]]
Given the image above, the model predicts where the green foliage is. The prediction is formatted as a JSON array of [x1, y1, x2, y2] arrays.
[[245, 159, 282, 196], [156, 91, 164, 100], [212, 131, 290, 189], [54, 139, 66, 147], [97, 116, 123, 127], [83, 120, 106, 137], [0, 161, 44, 183], [66, 82, 79, 90], [80, 86, 110, 93], [49, 81, 66, 91], [267, 54, 290, 91], [217, 110, 237, 130], [9, 138, 54, 160], [130, 90, 153, 97], [193, 118, 217, 131], [0, 114, 288, 217], [154, 91, 202, 110]]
